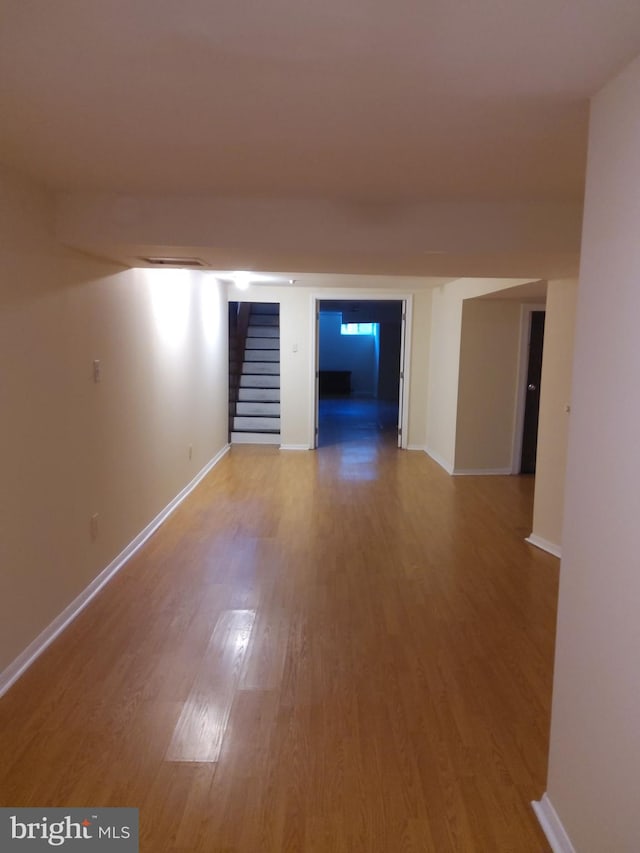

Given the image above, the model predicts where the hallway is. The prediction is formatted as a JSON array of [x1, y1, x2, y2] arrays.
[[0, 444, 557, 852]]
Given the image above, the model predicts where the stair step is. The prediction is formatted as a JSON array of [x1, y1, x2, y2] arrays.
[[229, 302, 281, 436], [233, 416, 281, 431], [240, 374, 280, 388], [238, 387, 280, 402], [246, 338, 279, 350], [231, 432, 280, 445], [247, 326, 279, 338], [245, 350, 279, 362], [250, 315, 279, 326], [242, 362, 280, 375], [250, 304, 279, 315], [236, 401, 280, 416]]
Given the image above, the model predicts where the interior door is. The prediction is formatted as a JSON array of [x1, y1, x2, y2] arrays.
[[520, 311, 545, 473]]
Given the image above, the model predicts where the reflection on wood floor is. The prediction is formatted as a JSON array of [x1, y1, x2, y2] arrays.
[[0, 443, 557, 852], [318, 397, 399, 447]]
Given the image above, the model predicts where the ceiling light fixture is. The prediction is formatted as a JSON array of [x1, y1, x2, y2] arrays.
[[212, 270, 292, 288], [232, 271, 252, 290]]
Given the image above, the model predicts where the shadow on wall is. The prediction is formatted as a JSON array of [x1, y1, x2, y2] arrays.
[[318, 300, 402, 401]]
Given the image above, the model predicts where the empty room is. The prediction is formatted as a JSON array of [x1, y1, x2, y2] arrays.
[[2, 3, 640, 852]]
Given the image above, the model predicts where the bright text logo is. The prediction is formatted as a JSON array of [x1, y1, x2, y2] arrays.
[[0, 808, 138, 851]]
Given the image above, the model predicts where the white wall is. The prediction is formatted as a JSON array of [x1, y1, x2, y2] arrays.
[[425, 286, 462, 470], [0, 166, 229, 677], [455, 299, 522, 472], [56, 193, 583, 278], [406, 289, 431, 448], [425, 277, 534, 471], [529, 279, 578, 553], [544, 54, 640, 852], [229, 283, 434, 449]]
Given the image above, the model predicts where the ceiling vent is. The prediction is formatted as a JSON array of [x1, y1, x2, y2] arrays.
[[140, 256, 207, 268]]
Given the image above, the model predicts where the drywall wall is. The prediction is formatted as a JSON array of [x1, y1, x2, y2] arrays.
[[455, 300, 522, 471], [425, 286, 462, 470], [544, 54, 640, 852], [425, 277, 534, 471], [529, 279, 578, 552], [55, 192, 583, 278], [405, 289, 431, 447], [318, 312, 378, 396], [0, 166, 228, 676], [229, 283, 433, 449]]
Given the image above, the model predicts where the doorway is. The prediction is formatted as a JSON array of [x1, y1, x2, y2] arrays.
[[520, 311, 545, 474], [314, 300, 406, 448]]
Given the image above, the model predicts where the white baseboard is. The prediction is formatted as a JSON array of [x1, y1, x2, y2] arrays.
[[532, 794, 576, 853], [0, 444, 230, 700], [526, 534, 562, 559], [424, 447, 454, 474], [407, 444, 426, 452], [280, 444, 310, 451], [453, 467, 513, 476]]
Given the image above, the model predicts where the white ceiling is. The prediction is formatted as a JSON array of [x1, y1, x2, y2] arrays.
[[2, 1, 640, 275]]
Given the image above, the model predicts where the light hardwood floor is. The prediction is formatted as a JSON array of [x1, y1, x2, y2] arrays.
[[0, 442, 557, 852]]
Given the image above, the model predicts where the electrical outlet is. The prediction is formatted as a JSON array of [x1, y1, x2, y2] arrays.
[[188, 445, 193, 460], [93, 360, 102, 383], [90, 513, 99, 541]]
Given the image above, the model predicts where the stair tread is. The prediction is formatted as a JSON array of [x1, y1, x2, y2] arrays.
[[231, 432, 281, 445], [237, 402, 280, 414], [240, 375, 280, 388], [230, 304, 281, 433], [238, 388, 280, 401], [246, 339, 279, 349], [245, 352, 280, 362], [242, 363, 280, 374], [248, 327, 279, 338], [250, 316, 279, 326], [233, 416, 281, 429], [235, 416, 280, 421]]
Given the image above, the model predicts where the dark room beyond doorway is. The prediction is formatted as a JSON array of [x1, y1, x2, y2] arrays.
[[318, 300, 403, 447]]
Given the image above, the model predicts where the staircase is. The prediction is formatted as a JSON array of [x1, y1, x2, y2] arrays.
[[229, 303, 281, 444]]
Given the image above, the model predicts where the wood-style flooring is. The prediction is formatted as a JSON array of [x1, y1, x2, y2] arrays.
[[0, 440, 558, 852]]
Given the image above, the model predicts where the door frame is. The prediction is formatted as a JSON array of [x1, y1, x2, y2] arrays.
[[511, 303, 546, 473], [309, 292, 413, 449]]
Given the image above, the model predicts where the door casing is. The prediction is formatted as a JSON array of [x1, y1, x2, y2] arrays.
[[309, 292, 413, 450]]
